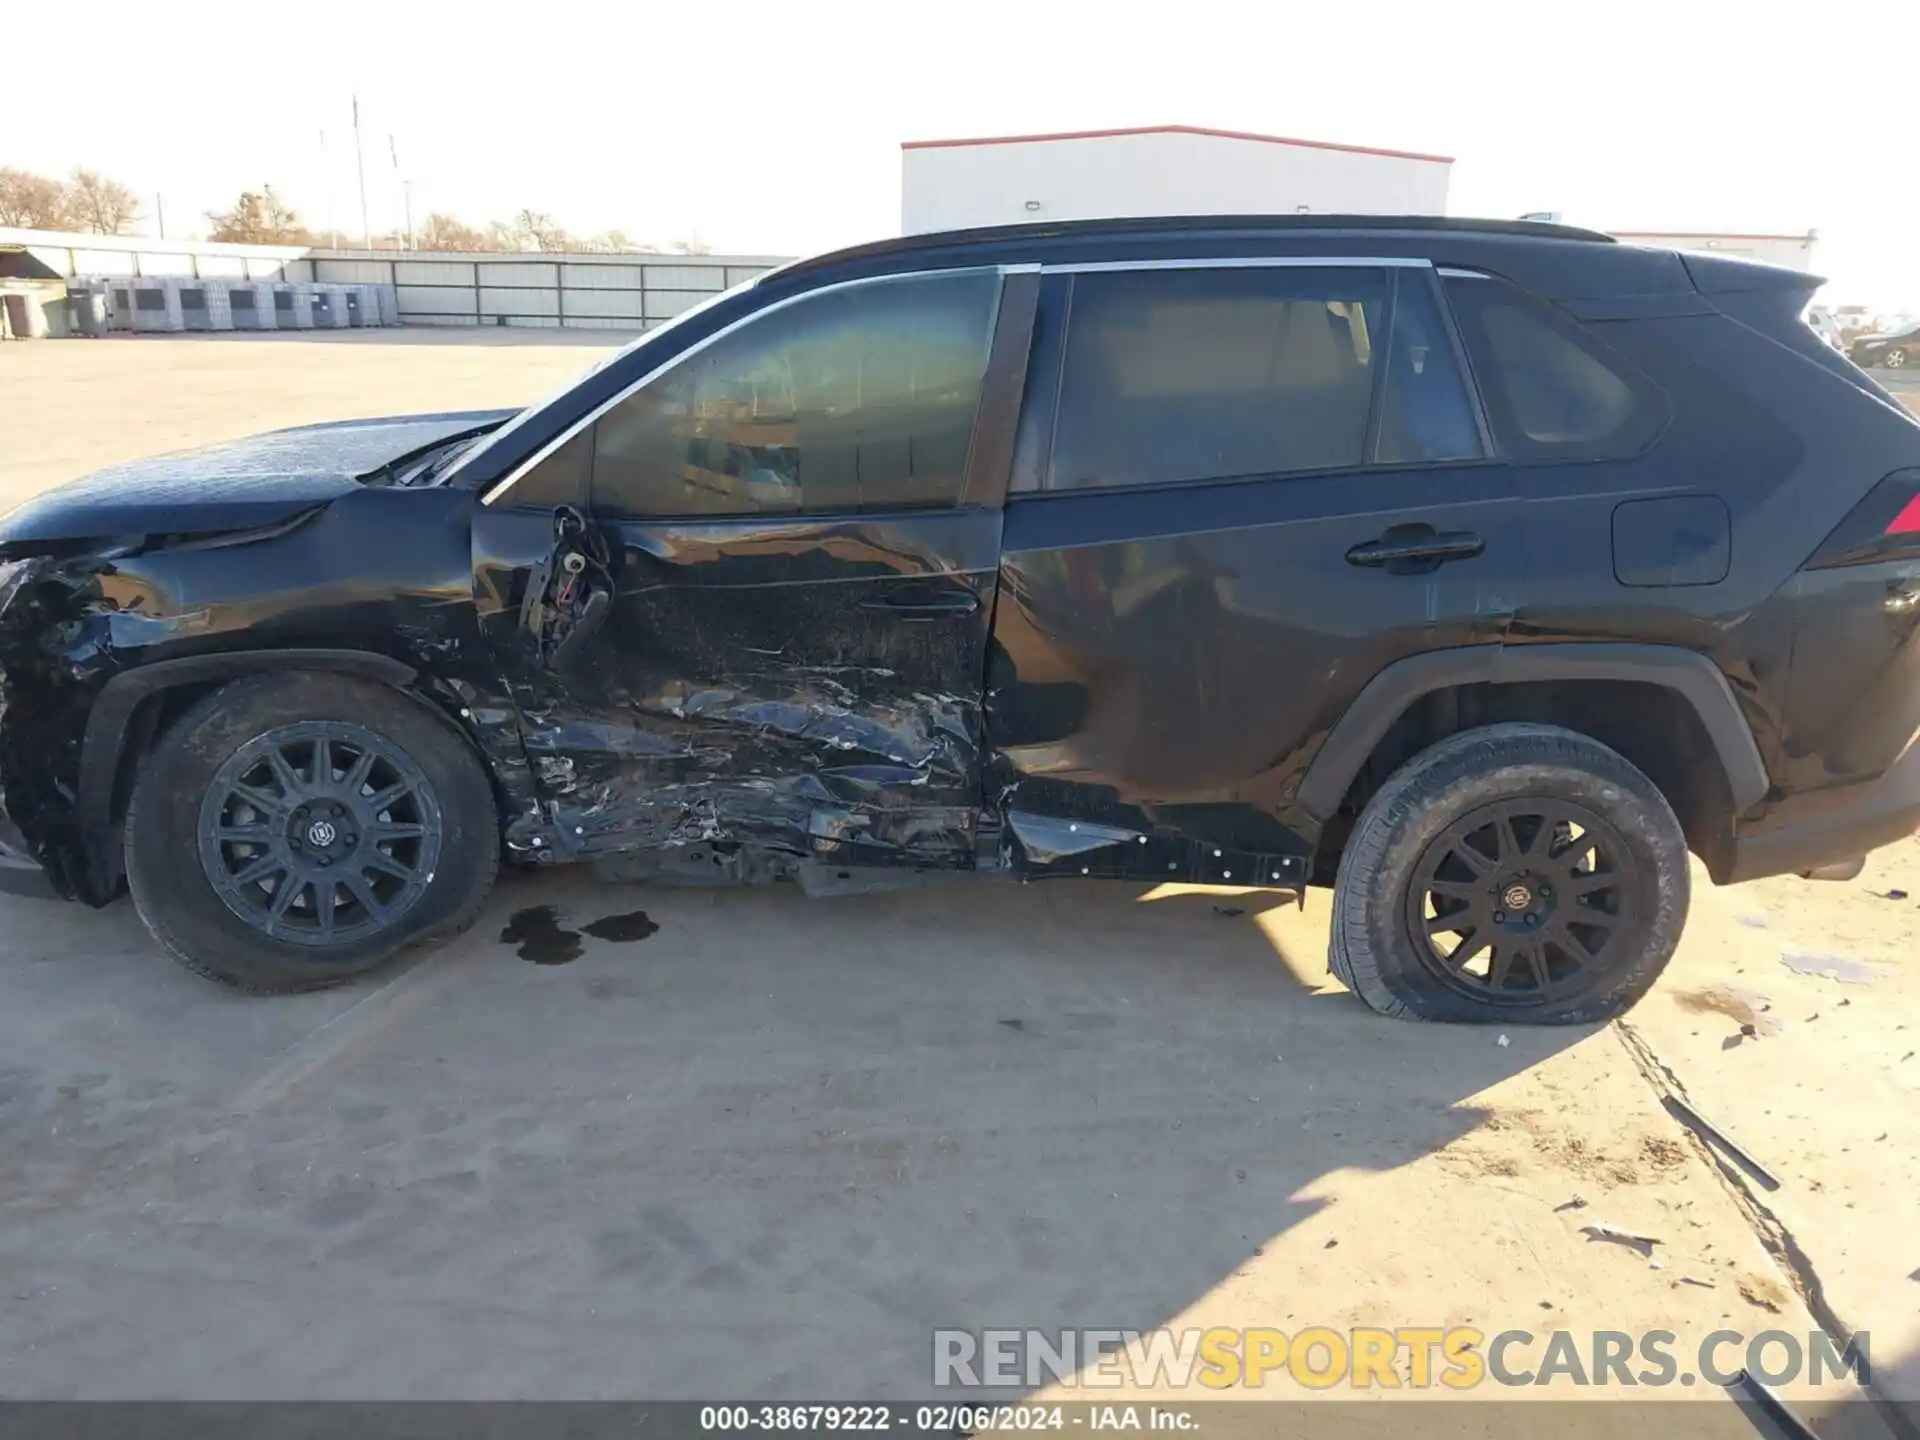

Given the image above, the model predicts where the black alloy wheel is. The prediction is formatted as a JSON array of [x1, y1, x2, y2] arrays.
[[1326, 722, 1690, 1024], [126, 671, 499, 992], [198, 722, 445, 946], [1406, 799, 1632, 1004]]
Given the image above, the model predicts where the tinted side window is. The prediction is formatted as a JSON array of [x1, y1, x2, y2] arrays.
[[1375, 274, 1484, 465], [1048, 267, 1387, 490], [589, 271, 999, 519], [1443, 276, 1660, 461], [506, 426, 591, 509]]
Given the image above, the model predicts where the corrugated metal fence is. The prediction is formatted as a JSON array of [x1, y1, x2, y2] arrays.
[[0, 228, 789, 332], [309, 253, 784, 330]]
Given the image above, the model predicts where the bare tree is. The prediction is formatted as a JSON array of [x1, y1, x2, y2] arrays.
[[0, 167, 74, 229], [668, 236, 713, 256], [511, 208, 570, 252], [591, 229, 662, 253], [205, 186, 313, 245], [416, 212, 494, 252], [65, 168, 141, 234]]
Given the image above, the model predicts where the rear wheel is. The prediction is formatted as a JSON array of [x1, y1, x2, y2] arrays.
[[1328, 723, 1688, 1024], [126, 672, 498, 992], [1885, 347, 1908, 370]]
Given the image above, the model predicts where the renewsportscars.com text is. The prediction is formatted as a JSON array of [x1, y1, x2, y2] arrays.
[[933, 1326, 1870, 1390]]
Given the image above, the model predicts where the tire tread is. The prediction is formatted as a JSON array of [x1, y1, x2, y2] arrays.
[[1327, 722, 1689, 1025], [124, 672, 498, 994]]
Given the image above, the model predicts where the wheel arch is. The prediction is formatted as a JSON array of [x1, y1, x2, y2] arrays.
[[1299, 644, 1771, 883], [74, 648, 471, 903]]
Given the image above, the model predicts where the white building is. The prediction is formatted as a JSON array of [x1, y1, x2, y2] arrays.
[[900, 125, 1453, 235], [1609, 230, 1818, 271]]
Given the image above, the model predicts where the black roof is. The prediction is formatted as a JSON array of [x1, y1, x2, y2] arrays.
[[786, 214, 1616, 278], [774, 213, 1705, 304]]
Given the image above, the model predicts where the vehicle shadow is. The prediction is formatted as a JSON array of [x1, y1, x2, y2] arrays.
[[0, 868, 1585, 1400]]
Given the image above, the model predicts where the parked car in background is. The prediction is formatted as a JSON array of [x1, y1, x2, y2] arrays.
[[1851, 317, 1920, 369], [4, 216, 1920, 1025], [1806, 305, 1848, 352]]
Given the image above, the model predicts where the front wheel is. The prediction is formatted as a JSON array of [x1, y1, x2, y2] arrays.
[[1328, 723, 1689, 1024], [125, 672, 498, 992]]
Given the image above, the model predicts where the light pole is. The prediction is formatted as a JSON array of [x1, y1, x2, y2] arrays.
[[352, 95, 371, 249]]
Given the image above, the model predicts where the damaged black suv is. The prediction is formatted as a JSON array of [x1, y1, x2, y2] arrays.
[[4, 216, 1919, 1021]]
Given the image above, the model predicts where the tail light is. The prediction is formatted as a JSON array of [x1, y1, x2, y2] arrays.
[[1890, 492, 1920, 537], [1807, 469, 1920, 569]]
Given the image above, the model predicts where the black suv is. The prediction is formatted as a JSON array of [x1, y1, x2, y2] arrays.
[[4, 216, 1918, 1022]]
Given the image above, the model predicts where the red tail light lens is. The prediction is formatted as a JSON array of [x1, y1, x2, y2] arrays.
[[1888, 492, 1920, 538], [1808, 469, 1920, 569]]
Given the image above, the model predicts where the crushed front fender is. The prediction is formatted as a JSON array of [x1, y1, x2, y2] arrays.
[[0, 554, 94, 897]]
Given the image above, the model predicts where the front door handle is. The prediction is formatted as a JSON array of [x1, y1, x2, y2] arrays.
[[1346, 524, 1486, 575], [859, 590, 981, 618]]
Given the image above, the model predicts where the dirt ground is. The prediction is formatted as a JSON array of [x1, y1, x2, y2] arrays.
[[0, 332, 1915, 1433]]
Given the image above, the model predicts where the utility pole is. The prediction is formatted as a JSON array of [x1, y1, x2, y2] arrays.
[[352, 95, 371, 249], [154, 193, 166, 239], [389, 134, 413, 250], [321, 128, 338, 248]]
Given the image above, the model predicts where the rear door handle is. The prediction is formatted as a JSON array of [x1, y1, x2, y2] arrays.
[[1346, 525, 1486, 573], [859, 590, 981, 618]]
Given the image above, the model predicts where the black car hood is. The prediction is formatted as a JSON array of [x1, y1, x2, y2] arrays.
[[0, 409, 518, 546]]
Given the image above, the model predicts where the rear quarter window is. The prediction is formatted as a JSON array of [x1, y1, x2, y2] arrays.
[[1443, 275, 1666, 462]]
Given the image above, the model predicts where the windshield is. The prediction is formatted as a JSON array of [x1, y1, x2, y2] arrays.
[[435, 273, 771, 489], [401, 433, 485, 486]]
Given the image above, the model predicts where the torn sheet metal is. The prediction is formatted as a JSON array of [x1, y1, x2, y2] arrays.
[[471, 503, 1001, 873]]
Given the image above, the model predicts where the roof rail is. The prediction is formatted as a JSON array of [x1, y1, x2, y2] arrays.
[[786, 214, 1617, 276]]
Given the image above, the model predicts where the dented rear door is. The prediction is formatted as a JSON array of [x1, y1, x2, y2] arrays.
[[475, 267, 1037, 868]]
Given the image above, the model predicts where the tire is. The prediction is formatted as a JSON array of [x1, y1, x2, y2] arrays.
[[1885, 348, 1908, 370], [125, 672, 499, 993], [1327, 723, 1689, 1024]]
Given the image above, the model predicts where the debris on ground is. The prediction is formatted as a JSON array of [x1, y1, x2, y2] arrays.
[[1662, 1096, 1781, 1191], [1734, 912, 1771, 929], [1554, 1193, 1590, 1212], [1497, 1033, 1511, 1048], [1212, 905, 1246, 919], [1679, 1275, 1716, 1289], [1879, 889, 1909, 901], [1581, 1222, 1660, 1256], [1779, 950, 1877, 985], [1733, 1367, 1821, 1440]]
